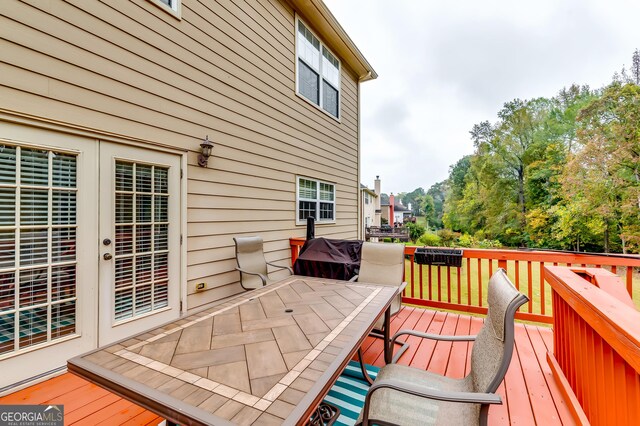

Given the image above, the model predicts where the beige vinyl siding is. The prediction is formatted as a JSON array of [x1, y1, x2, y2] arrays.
[[0, 0, 361, 310]]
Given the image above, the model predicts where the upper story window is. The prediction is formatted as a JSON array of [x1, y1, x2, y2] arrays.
[[159, 0, 178, 10], [297, 177, 335, 224], [148, 0, 181, 18], [296, 19, 341, 119]]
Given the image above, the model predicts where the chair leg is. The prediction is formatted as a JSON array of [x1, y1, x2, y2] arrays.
[[479, 404, 490, 426]]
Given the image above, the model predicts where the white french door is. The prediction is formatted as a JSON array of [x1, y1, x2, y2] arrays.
[[0, 123, 98, 389], [98, 143, 181, 345]]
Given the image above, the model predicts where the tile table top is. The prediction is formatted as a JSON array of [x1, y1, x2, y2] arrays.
[[68, 276, 397, 425]]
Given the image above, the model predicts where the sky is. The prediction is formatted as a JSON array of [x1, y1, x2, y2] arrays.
[[323, 0, 640, 195]]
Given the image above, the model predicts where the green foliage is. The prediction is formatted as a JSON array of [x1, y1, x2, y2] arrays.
[[399, 188, 426, 216], [426, 181, 446, 229], [437, 229, 460, 247], [455, 233, 502, 248], [417, 232, 441, 246], [437, 49, 640, 253], [405, 222, 426, 242]]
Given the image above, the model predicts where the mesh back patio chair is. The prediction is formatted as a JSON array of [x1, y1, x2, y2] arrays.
[[349, 241, 410, 370], [357, 268, 529, 426], [233, 236, 292, 290], [350, 241, 407, 330]]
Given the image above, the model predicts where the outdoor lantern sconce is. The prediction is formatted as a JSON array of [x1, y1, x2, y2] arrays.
[[198, 135, 214, 167]]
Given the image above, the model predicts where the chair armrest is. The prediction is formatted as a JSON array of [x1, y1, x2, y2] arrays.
[[265, 262, 293, 274], [361, 378, 501, 425], [390, 329, 476, 352], [399, 281, 408, 293], [369, 378, 501, 405], [235, 267, 267, 286], [348, 275, 359, 282]]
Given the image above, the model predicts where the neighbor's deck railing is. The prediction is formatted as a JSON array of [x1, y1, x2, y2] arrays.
[[290, 238, 640, 324], [545, 266, 640, 424]]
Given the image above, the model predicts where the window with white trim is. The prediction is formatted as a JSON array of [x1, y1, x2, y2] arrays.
[[148, 0, 180, 16], [297, 177, 335, 223], [0, 144, 78, 356], [296, 19, 341, 118]]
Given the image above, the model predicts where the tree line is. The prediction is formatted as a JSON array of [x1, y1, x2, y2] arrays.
[[415, 50, 640, 253]]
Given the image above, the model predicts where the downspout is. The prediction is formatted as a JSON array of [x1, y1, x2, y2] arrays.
[[356, 75, 363, 239]]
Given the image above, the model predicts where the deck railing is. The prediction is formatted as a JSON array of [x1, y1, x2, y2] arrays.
[[289, 238, 640, 324], [545, 266, 640, 424]]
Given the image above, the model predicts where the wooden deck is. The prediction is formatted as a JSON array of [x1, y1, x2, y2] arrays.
[[0, 306, 573, 425], [0, 372, 162, 425]]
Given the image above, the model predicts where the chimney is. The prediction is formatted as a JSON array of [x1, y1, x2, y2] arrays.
[[389, 193, 395, 226], [374, 176, 381, 226]]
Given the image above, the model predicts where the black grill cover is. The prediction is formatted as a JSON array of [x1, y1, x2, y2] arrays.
[[293, 238, 362, 280]]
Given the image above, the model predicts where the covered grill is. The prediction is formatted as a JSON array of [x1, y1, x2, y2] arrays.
[[293, 237, 362, 280]]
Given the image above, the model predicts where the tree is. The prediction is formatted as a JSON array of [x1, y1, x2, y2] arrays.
[[426, 181, 446, 229], [419, 194, 435, 227], [442, 156, 473, 232], [632, 49, 640, 85], [561, 82, 640, 252], [402, 187, 426, 216]]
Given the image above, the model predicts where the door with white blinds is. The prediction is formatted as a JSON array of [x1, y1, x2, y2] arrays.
[[98, 143, 181, 345], [0, 123, 98, 389]]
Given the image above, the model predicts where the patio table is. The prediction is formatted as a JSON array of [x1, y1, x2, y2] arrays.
[[68, 275, 398, 425]]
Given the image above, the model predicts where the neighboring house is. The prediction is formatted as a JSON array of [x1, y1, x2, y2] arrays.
[[394, 203, 412, 224], [361, 185, 376, 229], [360, 176, 380, 234], [380, 194, 411, 225], [0, 0, 376, 389]]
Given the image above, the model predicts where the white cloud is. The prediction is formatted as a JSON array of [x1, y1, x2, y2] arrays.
[[325, 0, 640, 194]]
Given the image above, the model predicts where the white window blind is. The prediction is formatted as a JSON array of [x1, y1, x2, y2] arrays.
[[113, 161, 169, 321], [297, 177, 335, 223], [0, 144, 78, 356]]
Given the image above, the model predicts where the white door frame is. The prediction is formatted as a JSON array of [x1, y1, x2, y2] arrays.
[[0, 122, 99, 390], [98, 142, 183, 346]]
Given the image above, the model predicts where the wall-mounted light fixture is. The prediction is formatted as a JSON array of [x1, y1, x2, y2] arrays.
[[198, 135, 214, 167]]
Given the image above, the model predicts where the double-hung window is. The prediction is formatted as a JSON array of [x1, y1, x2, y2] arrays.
[[297, 177, 335, 224], [296, 19, 341, 119]]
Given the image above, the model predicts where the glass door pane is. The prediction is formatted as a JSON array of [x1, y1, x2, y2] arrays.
[[113, 161, 169, 321], [0, 145, 78, 356]]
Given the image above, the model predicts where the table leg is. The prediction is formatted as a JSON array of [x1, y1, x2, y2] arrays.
[[383, 307, 392, 364], [307, 401, 340, 425]]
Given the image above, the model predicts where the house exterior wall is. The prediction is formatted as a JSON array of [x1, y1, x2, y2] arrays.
[[361, 189, 376, 232], [0, 0, 362, 312], [380, 204, 390, 223]]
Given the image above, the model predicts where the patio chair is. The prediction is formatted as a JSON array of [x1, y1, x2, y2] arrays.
[[350, 241, 406, 331], [357, 268, 529, 426], [349, 242, 409, 371], [233, 236, 293, 290]]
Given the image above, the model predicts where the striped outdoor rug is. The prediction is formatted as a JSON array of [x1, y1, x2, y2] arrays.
[[323, 361, 380, 426]]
